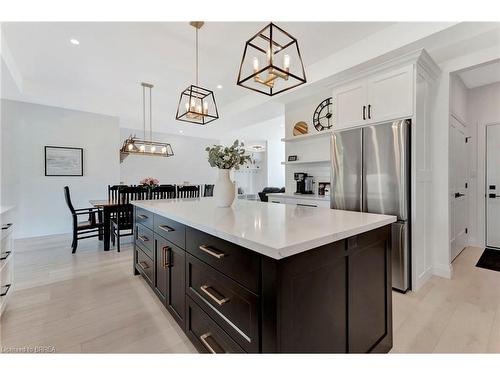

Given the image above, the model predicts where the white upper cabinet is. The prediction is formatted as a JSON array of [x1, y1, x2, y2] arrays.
[[334, 81, 367, 130], [367, 66, 414, 123], [333, 64, 414, 131]]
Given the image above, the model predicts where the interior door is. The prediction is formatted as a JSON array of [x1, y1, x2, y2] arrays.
[[450, 117, 469, 261], [333, 81, 367, 130], [486, 124, 500, 249]]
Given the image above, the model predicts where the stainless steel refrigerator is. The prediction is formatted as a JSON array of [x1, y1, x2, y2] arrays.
[[330, 119, 410, 292]]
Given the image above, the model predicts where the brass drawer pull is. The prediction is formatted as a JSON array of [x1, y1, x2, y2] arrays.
[[138, 235, 149, 242], [199, 244, 225, 259], [199, 333, 225, 354], [138, 261, 149, 270], [162, 246, 171, 269], [200, 285, 230, 306], [158, 224, 175, 233], [137, 214, 148, 219]]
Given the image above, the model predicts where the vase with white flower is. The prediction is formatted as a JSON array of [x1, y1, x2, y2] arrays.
[[205, 140, 251, 207]]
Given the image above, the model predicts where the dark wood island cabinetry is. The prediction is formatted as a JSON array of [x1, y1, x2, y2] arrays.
[[132, 201, 394, 353]]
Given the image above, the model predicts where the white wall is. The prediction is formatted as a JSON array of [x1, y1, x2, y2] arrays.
[[221, 116, 285, 190], [467, 81, 500, 247], [119, 128, 218, 186], [1, 99, 120, 238]]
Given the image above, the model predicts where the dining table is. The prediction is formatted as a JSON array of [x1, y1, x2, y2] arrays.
[[89, 199, 121, 251]]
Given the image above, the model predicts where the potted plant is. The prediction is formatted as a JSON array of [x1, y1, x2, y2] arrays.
[[206, 140, 251, 207]]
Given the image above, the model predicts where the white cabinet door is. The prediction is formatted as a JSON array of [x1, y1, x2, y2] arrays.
[[333, 81, 367, 131], [367, 66, 414, 123]]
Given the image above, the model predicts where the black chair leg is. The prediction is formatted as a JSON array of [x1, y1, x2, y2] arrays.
[[116, 231, 121, 253], [71, 224, 78, 253]]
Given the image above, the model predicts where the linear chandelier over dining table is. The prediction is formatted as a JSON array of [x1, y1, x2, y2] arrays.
[[120, 82, 174, 162], [175, 21, 219, 125]]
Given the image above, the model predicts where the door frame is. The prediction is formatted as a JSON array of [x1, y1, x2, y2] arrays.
[[449, 114, 470, 262], [485, 122, 500, 249]]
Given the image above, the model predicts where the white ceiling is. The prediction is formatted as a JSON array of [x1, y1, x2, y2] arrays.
[[458, 60, 500, 89], [1, 22, 394, 138]]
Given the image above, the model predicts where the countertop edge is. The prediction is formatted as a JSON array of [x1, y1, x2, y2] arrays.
[[132, 201, 396, 260]]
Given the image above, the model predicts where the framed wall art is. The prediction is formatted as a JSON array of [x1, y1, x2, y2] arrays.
[[45, 146, 83, 176]]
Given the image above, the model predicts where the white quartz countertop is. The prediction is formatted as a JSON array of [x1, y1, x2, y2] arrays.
[[132, 198, 396, 260], [266, 193, 330, 201]]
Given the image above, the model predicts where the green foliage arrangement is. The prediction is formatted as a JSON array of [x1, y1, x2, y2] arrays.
[[205, 140, 251, 170]]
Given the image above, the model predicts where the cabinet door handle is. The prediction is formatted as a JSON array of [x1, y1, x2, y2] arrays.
[[138, 261, 149, 270], [199, 333, 225, 354], [162, 246, 171, 269], [368, 104, 372, 119], [297, 203, 317, 207], [0, 251, 12, 261], [0, 284, 12, 297], [137, 214, 148, 219], [158, 224, 175, 233], [199, 244, 225, 259], [200, 285, 230, 306], [362, 105, 366, 120], [138, 235, 149, 242]]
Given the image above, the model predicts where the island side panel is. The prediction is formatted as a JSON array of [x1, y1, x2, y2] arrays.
[[277, 240, 348, 353], [347, 224, 392, 353]]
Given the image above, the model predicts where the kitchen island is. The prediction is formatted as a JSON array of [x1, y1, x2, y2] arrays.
[[132, 198, 396, 353]]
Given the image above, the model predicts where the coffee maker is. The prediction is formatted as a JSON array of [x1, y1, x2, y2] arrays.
[[294, 172, 314, 194]]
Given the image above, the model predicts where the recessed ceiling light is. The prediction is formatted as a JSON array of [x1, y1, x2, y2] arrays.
[[217, 84, 223, 89], [70, 39, 80, 45], [179, 130, 184, 134]]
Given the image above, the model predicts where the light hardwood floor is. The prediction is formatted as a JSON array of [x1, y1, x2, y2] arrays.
[[1, 235, 499, 353]]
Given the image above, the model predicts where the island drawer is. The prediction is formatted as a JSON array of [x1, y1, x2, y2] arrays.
[[186, 253, 259, 353], [154, 215, 185, 249], [135, 207, 153, 230], [135, 224, 154, 259], [136, 248, 154, 285], [186, 227, 260, 293], [186, 296, 245, 353]]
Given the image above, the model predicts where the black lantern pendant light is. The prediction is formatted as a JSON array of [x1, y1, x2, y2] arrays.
[[176, 22, 219, 125], [120, 82, 174, 162], [237, 22, 306, 96]]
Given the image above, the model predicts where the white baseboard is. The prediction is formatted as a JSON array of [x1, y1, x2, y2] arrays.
[[432, 263, 453, 279], [413, 268, 433, 291]]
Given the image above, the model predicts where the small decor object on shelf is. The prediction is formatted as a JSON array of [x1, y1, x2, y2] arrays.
[[237, 22, 306, 96], [205, 140, 251, 207], [318, 182, 331, 196], [288, 155, 298, 162], [313, 97, 334, 132], [293, 121, 308, 136], [140, 177, 160, 190], [45, 146, 83, 176]]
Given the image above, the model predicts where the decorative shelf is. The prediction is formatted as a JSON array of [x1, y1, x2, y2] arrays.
[[281, 131, 333, 143], [281, 158, 330, 165]]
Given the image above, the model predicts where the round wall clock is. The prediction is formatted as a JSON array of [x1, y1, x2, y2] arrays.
[[313, 97, 334, 131]]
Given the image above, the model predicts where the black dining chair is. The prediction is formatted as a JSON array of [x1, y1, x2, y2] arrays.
[[203, 184, 214, 197], [64, 186, 104, 253], [177, 185, 200, 198], [108, 184, 128, 202], [150, 185, 176, 199], [119, 186, 148, 203], [110, 190, 134, 252]]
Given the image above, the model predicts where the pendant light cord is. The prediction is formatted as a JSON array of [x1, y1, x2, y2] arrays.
[[195, 27, 199, 86], [150, 85, 152, 143], [142, 84, 146, 141]]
